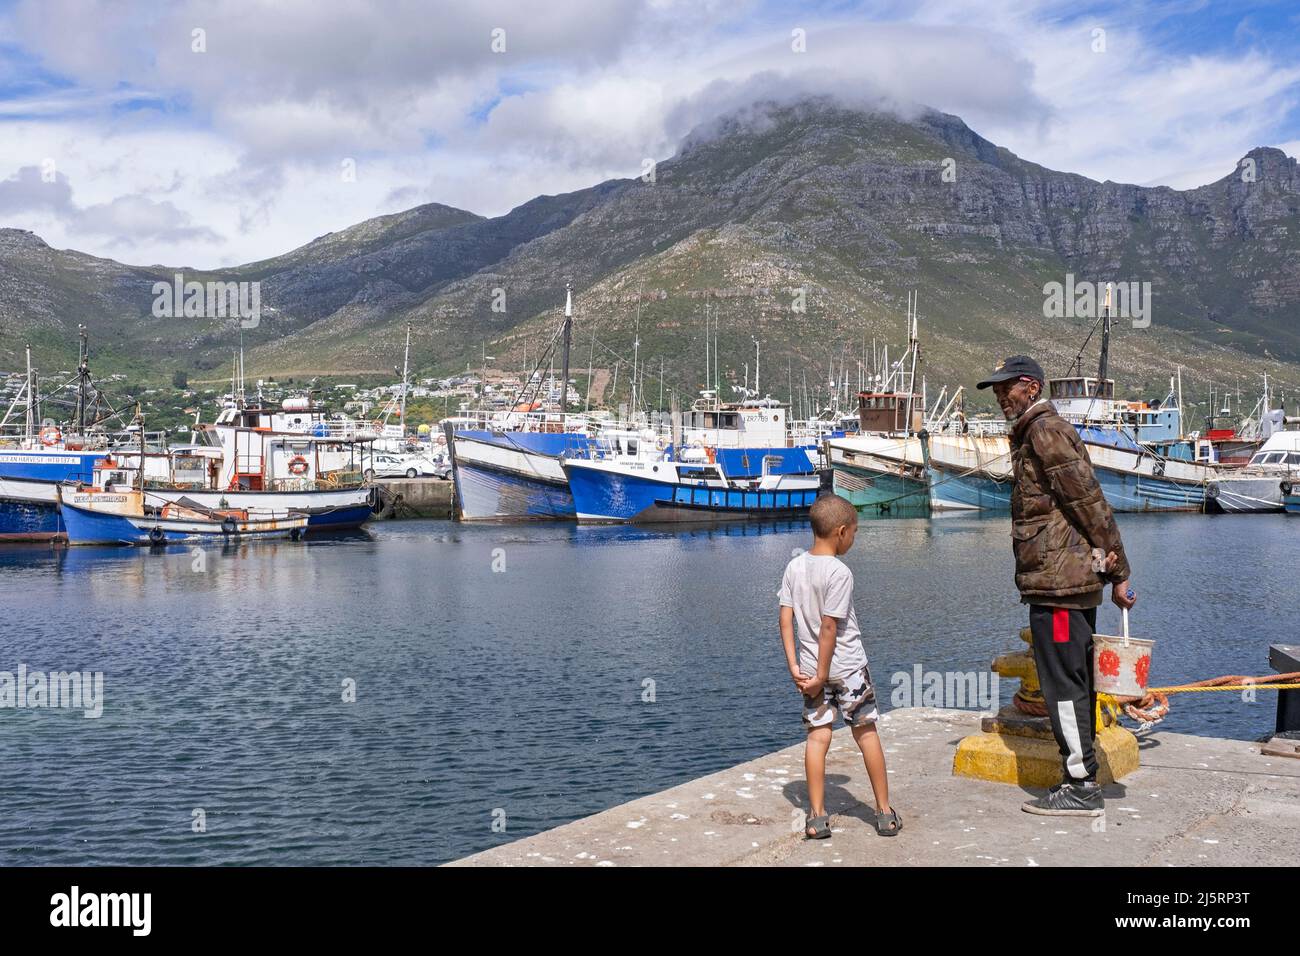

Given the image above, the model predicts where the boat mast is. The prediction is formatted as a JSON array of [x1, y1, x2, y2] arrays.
[[76, 324, 89, 436], [584, 324, 595, 414], [630, 290, 639, 415], [1098, 282, 1112, 387], [703, 306, 710, 401], [1176, 366, 1184, 438], [905, 290, 920, 435], [136, 405, 145, 494], [399, 322, 412, 433], [561, 283, 573, 413], [25, 344, 35, 443]]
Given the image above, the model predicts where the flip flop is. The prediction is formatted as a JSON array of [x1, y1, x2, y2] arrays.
[[874, 807, 902, 836], [804, 814, 831, 839]]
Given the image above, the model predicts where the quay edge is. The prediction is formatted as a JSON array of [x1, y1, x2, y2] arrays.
[[448, 707, 1300, 867]]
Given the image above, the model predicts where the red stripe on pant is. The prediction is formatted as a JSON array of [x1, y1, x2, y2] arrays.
[[1052, 608, 1070, 643]]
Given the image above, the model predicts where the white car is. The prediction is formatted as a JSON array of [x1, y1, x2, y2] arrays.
[[363, 453, 442, 479]]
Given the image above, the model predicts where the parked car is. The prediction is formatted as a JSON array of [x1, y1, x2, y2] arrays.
[[363, 453, 442, 479]]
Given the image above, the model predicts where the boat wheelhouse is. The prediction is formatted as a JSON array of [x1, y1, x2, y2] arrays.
[[857, 390, 924, 435]]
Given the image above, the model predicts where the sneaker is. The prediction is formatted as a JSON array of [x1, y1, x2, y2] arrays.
[[1021, 780, 1104, 817]]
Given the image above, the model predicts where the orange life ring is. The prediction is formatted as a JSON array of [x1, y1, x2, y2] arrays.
[[39, 426, 62, 447], [287, 455, 310, 476]]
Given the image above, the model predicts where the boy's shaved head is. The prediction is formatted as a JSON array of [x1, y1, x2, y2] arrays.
[[809, 493, 857, 538]]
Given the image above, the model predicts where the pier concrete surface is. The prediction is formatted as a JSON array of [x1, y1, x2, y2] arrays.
[[450, 707, 1300, 867]]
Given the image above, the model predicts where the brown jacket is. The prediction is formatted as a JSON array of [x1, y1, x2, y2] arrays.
[[1010, 401, 1131, 605]]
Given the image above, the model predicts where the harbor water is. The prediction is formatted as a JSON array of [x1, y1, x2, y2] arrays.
[[0, 514, 1294, 865]]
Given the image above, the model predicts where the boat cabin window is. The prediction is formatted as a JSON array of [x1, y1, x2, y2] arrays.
[[859, 395, 898, 410], [1263, 452, 1285, 465], [626, 439, 638, 456], [680, 467, 721, 481], [1287, 452, 1300, 465]]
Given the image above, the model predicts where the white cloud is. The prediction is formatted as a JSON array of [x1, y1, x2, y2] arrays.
[[0, 0, 1295, 267]]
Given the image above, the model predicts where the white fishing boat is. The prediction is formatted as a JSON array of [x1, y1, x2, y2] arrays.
[[95, 434, 375, 531], [1205, 429, 1300, 513]]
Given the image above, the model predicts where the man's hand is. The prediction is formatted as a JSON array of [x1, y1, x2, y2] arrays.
[[1112, 579, 1136, 609]]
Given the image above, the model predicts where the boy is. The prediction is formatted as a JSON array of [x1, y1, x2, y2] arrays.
[[778, 493, 900, 839]]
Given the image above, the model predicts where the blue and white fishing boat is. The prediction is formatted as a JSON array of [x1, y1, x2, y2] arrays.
[[564, 450, 821, 524], [0, 340, 142, 540], [447, 284, 824, 521], [446, 284, 600, 520], [447, 416, 600, 520], [0, 475, 66, 541], [58, 486, 308, 546]]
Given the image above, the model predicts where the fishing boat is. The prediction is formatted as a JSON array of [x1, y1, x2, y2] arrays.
[[446, 412, 603, 521], [89, 444, 375, 530], [1205, 428, 1300, 513], [826, 430, 928, 514], [447, 286, 816, 520], [921, 427, 1012, 512], [827, 296, 1007, 515], [446, 285, 600, 520], [563, 451, 822, 524], [0, 475, 66, 541], [189, 403, 376, 529], [58, 486, 307, 546], [0, 338, 155, 540]]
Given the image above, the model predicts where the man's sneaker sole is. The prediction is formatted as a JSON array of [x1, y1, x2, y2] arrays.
[[1021, 802, 1104, 817]]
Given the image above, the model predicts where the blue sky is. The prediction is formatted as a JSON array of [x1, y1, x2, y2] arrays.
[[0, 0, 1297, 268]]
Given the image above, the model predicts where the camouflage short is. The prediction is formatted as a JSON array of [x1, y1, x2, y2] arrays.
[[802, 664, 879, 730]]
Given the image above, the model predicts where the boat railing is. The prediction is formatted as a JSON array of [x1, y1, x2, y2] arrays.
[[444, 409, 599, 434]]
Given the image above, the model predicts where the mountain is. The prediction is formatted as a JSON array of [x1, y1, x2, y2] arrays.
[[2, 97, 1298, 409]]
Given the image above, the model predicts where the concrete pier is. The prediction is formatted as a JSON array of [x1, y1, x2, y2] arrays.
[[371, 477, 455, 518], [450, 708, 1300, 867]]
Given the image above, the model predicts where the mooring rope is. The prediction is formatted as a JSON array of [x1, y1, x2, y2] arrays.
[[1100, 671, 1300, 727]]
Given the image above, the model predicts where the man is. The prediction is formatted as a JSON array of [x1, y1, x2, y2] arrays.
[[976, 355, 1136, 816]]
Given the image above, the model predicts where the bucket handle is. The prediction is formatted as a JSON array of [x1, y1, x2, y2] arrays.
[[1121, 608, 1129, 647]]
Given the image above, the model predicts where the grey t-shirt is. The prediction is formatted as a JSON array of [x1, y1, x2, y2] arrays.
[[778, 552, 867, 680]]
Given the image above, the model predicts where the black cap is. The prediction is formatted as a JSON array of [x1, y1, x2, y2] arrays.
[[976, 355, 1045, 390]]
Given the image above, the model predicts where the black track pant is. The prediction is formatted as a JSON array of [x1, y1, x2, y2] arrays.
[[1028, 605, 1099, 782]]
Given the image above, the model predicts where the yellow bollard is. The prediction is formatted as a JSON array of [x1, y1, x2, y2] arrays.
[[953, 627, 1139, 786]]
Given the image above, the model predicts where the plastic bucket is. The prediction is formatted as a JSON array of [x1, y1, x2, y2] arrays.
[[1092, 609, 1154, 701]]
